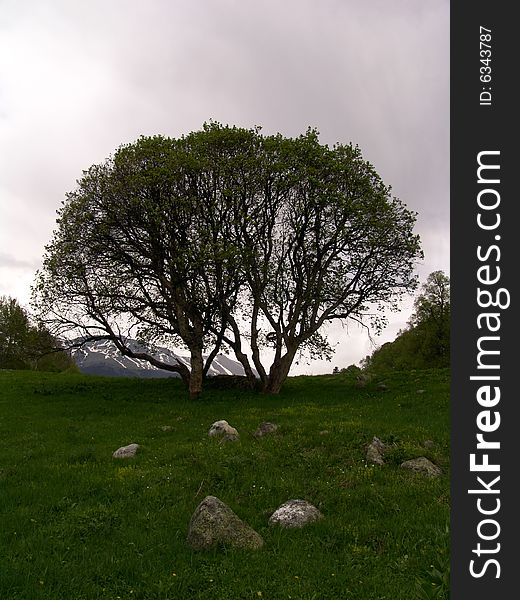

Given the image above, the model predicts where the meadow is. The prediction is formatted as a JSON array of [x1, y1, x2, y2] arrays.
[[0, 368, 449, 599]]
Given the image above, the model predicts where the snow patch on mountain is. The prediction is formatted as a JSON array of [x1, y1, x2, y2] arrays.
[[71, 339, 248, 378]]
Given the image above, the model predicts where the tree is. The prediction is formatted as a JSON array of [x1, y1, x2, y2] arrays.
[[33, 132, 246, 398], [409, 270, 450, 364], [0, 296, 73, 371], [0, 296, 30, 369], [33, 123, 422, 395], [217, 129, 423, 392], [409, 270, 450, 330], [362, 271, 450, 374]]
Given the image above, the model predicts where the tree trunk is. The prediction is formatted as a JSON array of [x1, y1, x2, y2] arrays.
[[233, 347, 258, 389], [175, 361, 192, 388], [263, 349, 296, 394], [223, 315, 259, 389], [250, 305, 268, 388], [189, 347, 204, 400]]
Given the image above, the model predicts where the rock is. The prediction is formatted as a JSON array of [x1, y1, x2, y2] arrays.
[[417, 389, 426, 394], [186, 496, 263, 551], [369, 436, 385, 452], [376, 383, 388, 391], [160, 425, 173, 432], [400, 456, 442, 477], [208, 420, 239, 441], [254, 422, 278, 437], [268, 499, 323, 528], [366, 436, 385, 465], [319, 430, 330, 436], [423, 439, 435, 449], [355, 375, 368, 388], [112, 443, 139, 458]]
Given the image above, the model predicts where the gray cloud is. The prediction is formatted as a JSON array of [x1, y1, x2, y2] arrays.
[[0, 0, 449, 371], [0, 252, 40, 270]]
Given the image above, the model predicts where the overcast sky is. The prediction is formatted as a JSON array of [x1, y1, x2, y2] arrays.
[[0, 0, 449, 373]]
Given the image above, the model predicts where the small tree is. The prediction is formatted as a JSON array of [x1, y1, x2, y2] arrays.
[[409, 270, 450, 362], [0, 296, 30, 369], [0, 296, 73, 371], [341, 364, 363, 377]]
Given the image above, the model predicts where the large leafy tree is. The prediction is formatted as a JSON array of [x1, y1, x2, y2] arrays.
[[33, 123, 422, 395], [33, 132, 247, 398]]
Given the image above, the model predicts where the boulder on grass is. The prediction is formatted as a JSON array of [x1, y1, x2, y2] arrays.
[[187, 496, 263, 551], [208, 420, 239, 441], [400, 456, 442, 478], [254, 422, 278, 438], [366, 436, 386, 465], [112, 443, 140, 459], [268, 499, 323, 528]]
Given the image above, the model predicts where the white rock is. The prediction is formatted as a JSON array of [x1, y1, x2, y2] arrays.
[[208, 420, 239, 440], [269, 499, 323, 528], [112, 443, 140, 458]]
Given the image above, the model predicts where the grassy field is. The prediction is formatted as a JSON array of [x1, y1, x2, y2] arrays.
[[0, 368, 449, 600]]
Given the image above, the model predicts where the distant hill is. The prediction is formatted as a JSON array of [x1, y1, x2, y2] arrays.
[[71, 339, 248, 378]]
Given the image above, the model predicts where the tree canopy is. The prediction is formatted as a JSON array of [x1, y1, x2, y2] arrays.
[[32, 123, 423, 396]]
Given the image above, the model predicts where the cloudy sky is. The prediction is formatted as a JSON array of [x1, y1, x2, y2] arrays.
[[0, 0, 449, 373]]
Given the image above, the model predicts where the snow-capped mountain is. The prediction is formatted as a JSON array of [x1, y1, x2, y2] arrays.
[[71, 338, 247, 378]]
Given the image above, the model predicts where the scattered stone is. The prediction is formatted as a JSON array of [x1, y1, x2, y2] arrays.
[[112, 443, 140, 459], [208, 420, 239, 441], [376, 383, 388, 391], [366, 436, 386, 465], [355, 375, 368, 388], [416, 389, 426, 394], [319, 430, 330, 436], [423, 439, 435, 449], [268, 499, 323, 528], [186, 495, 263, 551], [400, 456, 442, 478], [254, 422, 278, 437], [160, 425, 173, 432]]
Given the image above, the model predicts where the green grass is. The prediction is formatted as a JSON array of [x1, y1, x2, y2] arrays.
[[0, 368, 449, 599]]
